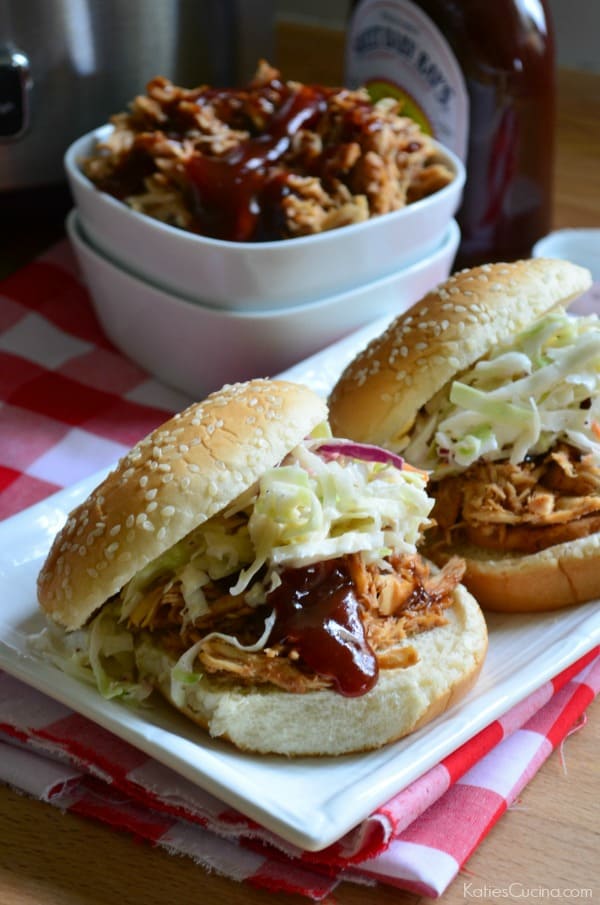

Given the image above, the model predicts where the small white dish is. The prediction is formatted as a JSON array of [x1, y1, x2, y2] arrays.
[[533, 229, 600, 281], [65, 125, 465, 310], [66, 210, 460, 397]]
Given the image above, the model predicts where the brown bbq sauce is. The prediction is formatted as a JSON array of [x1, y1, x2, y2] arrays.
[[266, 559, 378, 697], [184, 80, 377, 242], [185, 82, 331, 242]]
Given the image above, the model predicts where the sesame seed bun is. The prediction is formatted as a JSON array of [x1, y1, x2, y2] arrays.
[[37, 379, 328, 630], [139, 582, 488, 756], [328, 259, 592, 447]]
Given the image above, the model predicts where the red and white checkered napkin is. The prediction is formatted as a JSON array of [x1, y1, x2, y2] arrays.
[[1, 244, 600, 899], [1, 650, 598, 900], [0, 241, 191, 521]]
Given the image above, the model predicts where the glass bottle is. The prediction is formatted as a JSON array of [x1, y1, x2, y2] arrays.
[[345, 0, 556, 268]]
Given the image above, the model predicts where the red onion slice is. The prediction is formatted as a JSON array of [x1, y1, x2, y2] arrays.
[[314, 439, 405, 470]]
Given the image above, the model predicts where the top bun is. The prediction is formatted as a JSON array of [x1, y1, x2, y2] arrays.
[[38, 379, 328, 630], [328, 259, 592, 447]]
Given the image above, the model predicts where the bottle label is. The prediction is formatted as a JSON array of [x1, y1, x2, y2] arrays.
[[345, 0, 469, 160]]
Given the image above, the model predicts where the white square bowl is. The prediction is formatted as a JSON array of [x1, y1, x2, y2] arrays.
[[66, 210, 460, 397], [65, 126, 465, 311]]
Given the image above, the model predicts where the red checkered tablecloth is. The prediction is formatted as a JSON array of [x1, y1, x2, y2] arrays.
[[0, 241, 191, 520]]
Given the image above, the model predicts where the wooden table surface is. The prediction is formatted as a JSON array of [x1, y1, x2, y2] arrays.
[[1, 22, 599, 905]]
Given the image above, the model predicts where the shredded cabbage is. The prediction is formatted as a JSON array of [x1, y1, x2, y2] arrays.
[[30, 603, 152, 703], [230, 441, 432, 594], [119, 435, 433, 618], [402, 310, 600, 476]]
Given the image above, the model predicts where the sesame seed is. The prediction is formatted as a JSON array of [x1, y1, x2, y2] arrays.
[[126, 514, 135, 528], [161, 506, 175, 518], [139, 475, 149, 488], [145, 488, 157, 501], [146, 501, 158, 513], [109, 524, 121, 536], [158, 463, 171, 472]]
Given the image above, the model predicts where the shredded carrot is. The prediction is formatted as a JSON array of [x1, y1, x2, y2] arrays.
[[592, 420, 600, 440], [402, 461, 430, 481]]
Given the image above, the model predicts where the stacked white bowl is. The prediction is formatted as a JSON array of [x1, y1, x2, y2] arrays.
[[64, 127, 464, 397]]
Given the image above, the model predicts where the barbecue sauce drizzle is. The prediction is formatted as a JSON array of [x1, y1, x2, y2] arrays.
[[184, 77, 377, 242], [266, 559, 378, 697]]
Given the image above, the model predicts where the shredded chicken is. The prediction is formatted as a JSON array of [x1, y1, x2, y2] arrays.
[[126, 552, 464, 695], [432, 443, 600, 553], [81, 62, 453, 243]]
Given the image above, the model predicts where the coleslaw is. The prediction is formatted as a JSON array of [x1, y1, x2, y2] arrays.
[[402, 310, 600, 477]]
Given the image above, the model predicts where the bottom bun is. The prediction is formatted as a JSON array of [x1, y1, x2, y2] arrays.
[[137, 585, 487, 756], [425, 531, 600, 613]]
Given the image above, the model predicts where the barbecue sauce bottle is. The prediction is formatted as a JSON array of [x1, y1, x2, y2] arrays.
[[345, 0, 556, 268]]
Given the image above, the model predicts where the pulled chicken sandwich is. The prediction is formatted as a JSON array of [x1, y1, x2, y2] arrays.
[[328, 259, 598, 613], [35, 378, 486, 756]]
